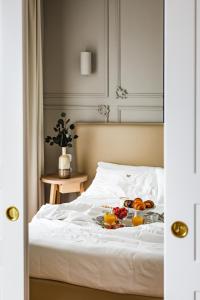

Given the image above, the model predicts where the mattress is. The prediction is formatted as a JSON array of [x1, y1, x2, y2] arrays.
[[29, 194, 164, 298]]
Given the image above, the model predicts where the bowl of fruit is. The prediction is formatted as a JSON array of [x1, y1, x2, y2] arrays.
[[112, 207, 128, 220]]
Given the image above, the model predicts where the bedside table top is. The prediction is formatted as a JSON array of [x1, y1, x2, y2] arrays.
[[41, 173, 88, 185]]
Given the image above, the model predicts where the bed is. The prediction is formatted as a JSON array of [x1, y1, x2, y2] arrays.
[[29, 123, 164, 300]]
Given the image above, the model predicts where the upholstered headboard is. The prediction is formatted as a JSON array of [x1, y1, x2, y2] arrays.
[[75, 123, 164, 188]]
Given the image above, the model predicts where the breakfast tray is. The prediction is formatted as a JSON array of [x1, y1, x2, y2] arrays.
[[94, 212, 164, 229]]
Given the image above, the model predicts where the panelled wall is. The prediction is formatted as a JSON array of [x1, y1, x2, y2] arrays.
[[44, 0, 163, 175]]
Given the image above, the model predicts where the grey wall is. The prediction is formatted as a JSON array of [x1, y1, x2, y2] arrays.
[[43, 0, 163, 178]]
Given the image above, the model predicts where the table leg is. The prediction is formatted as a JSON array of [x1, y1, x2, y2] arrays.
[[56, 188, 61, 204], [49, 184, 57, 204], [80, 182, 85, 194]]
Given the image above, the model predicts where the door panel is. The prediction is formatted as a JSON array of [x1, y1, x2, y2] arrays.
[[0, 0, 26, 299], [165, 0, 200, 299]]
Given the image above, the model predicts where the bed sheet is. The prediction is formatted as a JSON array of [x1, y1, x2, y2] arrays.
[[29, 194, 164, 297]]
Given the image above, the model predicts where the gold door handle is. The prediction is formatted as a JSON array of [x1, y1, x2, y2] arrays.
[[6, 206, 19, 221], [171, 221, 188, 238]]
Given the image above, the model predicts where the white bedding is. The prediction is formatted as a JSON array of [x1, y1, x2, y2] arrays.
[[29, 194, 164, 297]]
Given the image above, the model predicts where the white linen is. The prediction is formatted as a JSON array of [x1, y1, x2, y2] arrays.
[[29, 194, 164, 297], [86, 162, 164, 204]]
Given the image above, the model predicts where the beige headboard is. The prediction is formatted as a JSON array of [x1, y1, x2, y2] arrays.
[[75, 123, 164, 188]]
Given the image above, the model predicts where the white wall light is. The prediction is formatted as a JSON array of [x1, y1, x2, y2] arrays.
[[80, 51, 92, 75]]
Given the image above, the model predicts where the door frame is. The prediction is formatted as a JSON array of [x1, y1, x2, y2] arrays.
[[1, 0, 28, 299], [23, 0, 29, 298], [3, 0, 198, 299]]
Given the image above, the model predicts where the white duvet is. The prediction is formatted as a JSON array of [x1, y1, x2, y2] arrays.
[[29, 194, 164, 297]]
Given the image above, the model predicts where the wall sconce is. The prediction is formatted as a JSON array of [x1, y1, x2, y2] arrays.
[[80, 51, 92, 75]]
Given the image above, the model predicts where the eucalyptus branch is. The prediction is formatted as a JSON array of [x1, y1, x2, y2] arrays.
[[45, 112, 78, 148]]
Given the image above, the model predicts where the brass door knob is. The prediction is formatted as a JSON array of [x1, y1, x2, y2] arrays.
[[171, 221, 188, 238], [6, 206, 19, 221]]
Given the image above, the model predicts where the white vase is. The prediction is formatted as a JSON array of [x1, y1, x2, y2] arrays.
[[58, 147, 72, 179]]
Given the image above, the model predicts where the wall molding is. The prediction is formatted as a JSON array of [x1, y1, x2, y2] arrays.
[[44, 104, 100, 111], [44, 104, 110, 123], [44, 92, 163, 106], [44, 0, 163, 102], [44, 92, 163, 98], [127, 92, 163, 98], [44, 0, 163, 124], [44, 0, 109, 99], [115, 0, 163, 98], [44, 104, 163, 124], [105, 0, 109, 97], [44, 92, 106, 99], [116, 0, 122, 87], [117, 105, 163, 122]]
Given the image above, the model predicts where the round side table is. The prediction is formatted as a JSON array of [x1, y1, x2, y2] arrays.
[[41, 173, 88, 204]]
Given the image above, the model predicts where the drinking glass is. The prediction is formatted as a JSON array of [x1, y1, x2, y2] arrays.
[[132, 211, 144, 226], [104, 212, 117, 225]]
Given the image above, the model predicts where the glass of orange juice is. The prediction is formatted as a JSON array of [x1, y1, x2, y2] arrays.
[[132, 211, 144, 226], [104, 212, 117, 225]]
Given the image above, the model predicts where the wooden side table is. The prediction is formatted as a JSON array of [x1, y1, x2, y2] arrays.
[[41, 173, 88, 204]]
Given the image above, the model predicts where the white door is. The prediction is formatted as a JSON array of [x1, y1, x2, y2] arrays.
[[0, 0, 27, 299], [165, 0, 200, 299]]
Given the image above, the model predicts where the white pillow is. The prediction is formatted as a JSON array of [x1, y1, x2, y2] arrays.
[[85, 167, 126, 198], [98, 161, 153, 171], [155, 167, 164, 204], [85, 162, 164, 204]]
